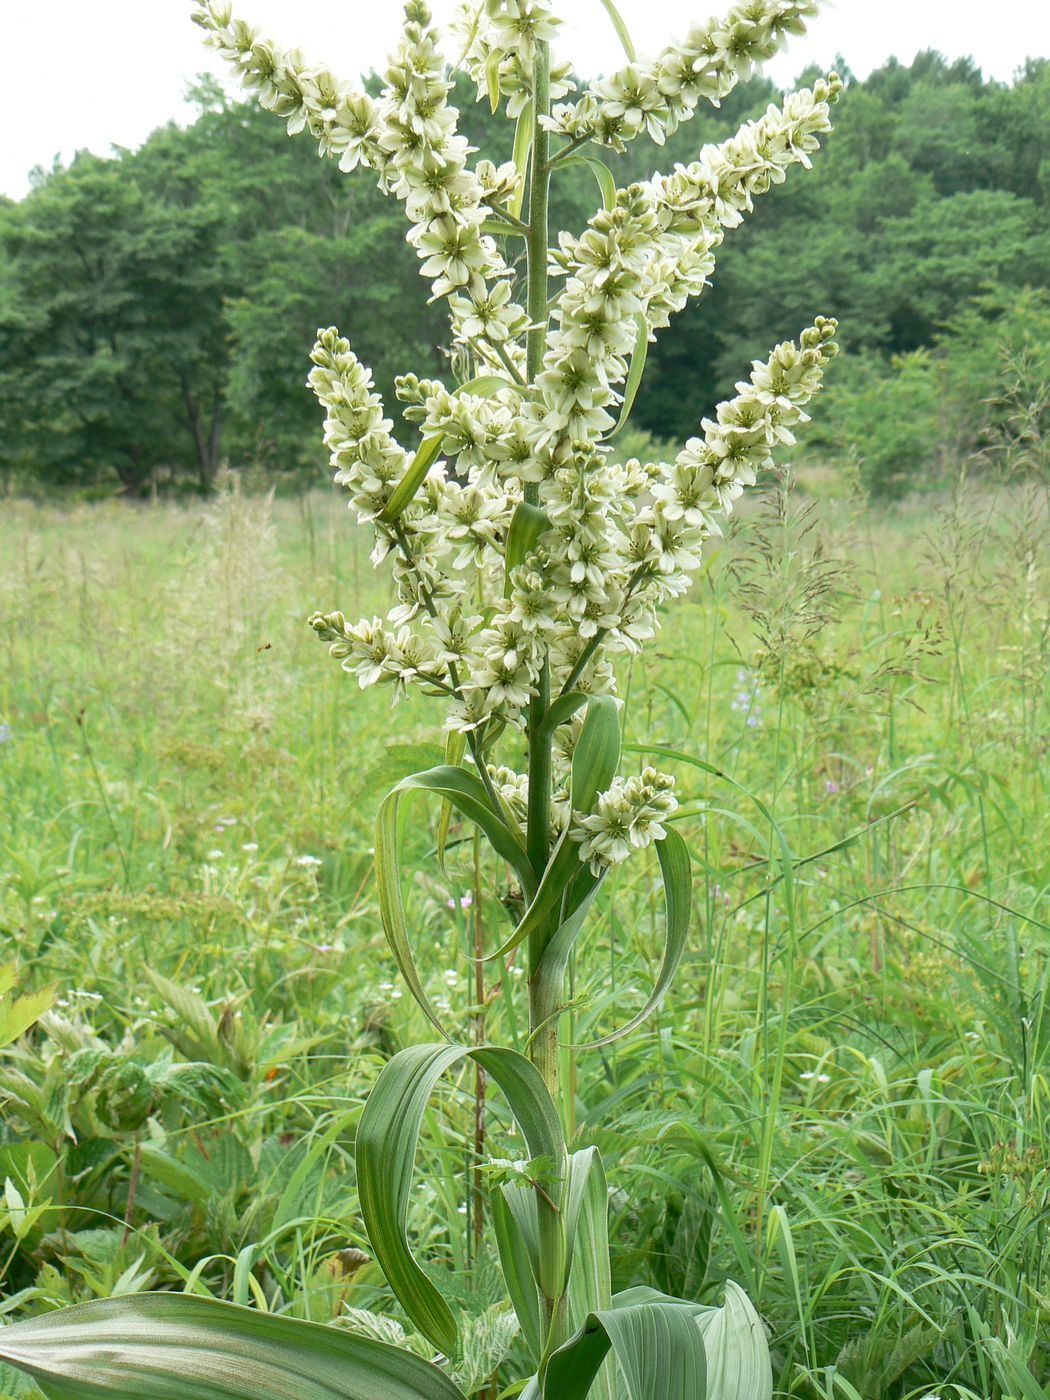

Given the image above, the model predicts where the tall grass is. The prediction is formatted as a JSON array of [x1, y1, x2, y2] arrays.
[[1, 474, 1048, 1398]]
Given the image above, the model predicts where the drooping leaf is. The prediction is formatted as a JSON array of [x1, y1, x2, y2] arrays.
[[543, 1289, 708, 1400], [356, 1044, 565, 1356], [605, 314, 650, 440], [0, 1292, 467, 1399], [509, 100, 534, 220], [559, 157, 617, 213], [596, 0, 637, 60], [571, 828, 691, 1048], [375, 768, 533, 1031]]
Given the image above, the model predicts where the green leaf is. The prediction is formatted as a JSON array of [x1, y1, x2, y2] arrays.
[[376, 768, 533, 1031], [544, 1289, 707, 1400], [437, 731, 468, 868], [481, 218, 527, 240], [571, 828, 690, 1049], [380, 434, 445, 524], [381, 377, 516, 523], [570, 696, 621, 814], [356, 1044, 566, 1356], [694, 1282, 772, 1400], [504, 503, 550, 596], [485, 47, 503, 113], [0, 977, 54, 1049], [596, 0, 636, 60], [558, 157, 617, 213], [535, 691, 589, 746], [605, 313, 649, 440], [563, 1152, 617, 1400], [0, 1292, 467, 1399], [509, 101, 534, 220], [491, 1189, 544, 1363]]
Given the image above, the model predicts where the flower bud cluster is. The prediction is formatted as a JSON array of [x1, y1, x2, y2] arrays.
[[572, 768, 679, 875], [545, 0, 821, 148]]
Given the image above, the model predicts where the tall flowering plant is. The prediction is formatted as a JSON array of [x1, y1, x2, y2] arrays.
[[0, 3, 839, 1397]]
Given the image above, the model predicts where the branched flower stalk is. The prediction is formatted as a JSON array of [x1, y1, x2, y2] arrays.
[[0, 4, 843, 1398], [200, 0, 838, 1381]]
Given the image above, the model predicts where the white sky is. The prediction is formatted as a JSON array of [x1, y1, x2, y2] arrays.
[[5, 0, 1048, 200]]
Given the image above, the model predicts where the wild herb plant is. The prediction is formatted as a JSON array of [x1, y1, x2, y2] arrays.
[[0, 1, 845, 1395]]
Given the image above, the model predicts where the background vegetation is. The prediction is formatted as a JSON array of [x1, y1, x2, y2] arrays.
[[1, 476, 1048, 1397], [1, 51, 1048, 499]]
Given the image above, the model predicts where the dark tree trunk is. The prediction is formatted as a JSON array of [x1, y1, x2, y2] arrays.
[[183, 382, 223, 491]]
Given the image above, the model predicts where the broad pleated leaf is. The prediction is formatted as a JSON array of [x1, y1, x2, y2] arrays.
[[695, 1282, 772, 1400], [572, 829, 691, 1049], [0, 1293, 466, 1400], [375, 768, 533, 1030], [491, 1189, 544, 1362], [356, 1044, 565, 1356], [543, 1290, 707, 1400]]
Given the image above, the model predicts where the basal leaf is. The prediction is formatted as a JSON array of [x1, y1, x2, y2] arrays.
[[356, 1044, 565, 1356], [0, 1292, 466, 1400], [695, 1282, 773, 1400], [543, 1290, 707, 1400]]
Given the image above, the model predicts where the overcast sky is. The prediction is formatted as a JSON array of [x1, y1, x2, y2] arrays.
[[4, 0, 1047, 199]]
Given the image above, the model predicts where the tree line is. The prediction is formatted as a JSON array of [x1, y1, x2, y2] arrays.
[[1, 52, 1047, 497]]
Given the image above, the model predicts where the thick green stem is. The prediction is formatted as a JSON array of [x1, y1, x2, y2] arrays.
[[524, 41, 558, 1104]]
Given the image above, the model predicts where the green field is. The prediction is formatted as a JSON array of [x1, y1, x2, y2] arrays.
[[2, 478, 1048, 1397]]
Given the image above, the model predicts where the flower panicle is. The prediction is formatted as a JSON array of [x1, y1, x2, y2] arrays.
[[544, 0, 825, 149]]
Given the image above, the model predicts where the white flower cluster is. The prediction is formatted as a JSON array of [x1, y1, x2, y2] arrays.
[[572, 768, 679, 875], [193, 0, 529, 370], [545, 0, 820, 147], [194, 0, 841, 870]]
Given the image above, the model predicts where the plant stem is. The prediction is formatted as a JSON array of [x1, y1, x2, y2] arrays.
[[524, 42, 552, 411], [471, 828, 488, 1259], [524, 39, 559, 1099]]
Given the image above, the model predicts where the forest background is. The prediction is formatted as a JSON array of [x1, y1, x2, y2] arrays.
[[2, 50, 1048, 500]]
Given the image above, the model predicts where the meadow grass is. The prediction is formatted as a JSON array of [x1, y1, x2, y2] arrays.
[[0, 475, 1048, 1398]]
